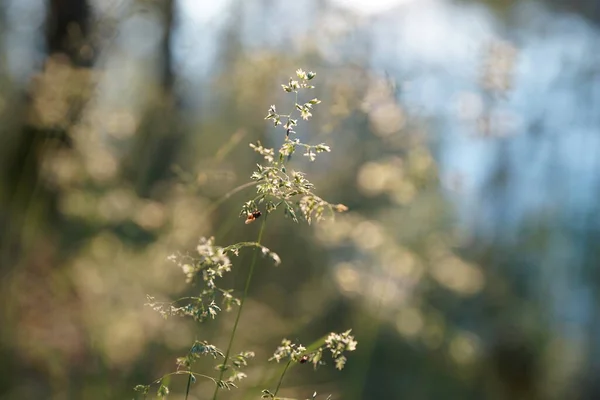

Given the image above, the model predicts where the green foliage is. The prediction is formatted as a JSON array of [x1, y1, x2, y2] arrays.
[[134, 385, 150, 395], [135, 70, 355, 399], [157, 384, 169, 398]]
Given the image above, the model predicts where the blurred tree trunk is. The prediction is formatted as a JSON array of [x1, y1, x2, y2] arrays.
[[0, 0, 91, 262], [125, 0, 181, 197], [47, 0, 92, 65], [0, 1, 91, 397], [581, 224, 600, 398], [0, 1, 90, 273], [548, 0, 600, 23]]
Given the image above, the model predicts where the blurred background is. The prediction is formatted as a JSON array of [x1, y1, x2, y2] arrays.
[[1, 0, 600, 399]]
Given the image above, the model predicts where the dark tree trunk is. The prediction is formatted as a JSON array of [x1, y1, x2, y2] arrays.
[[1, 0, 91, 260], [125, 0, 183, 197], [46, 0, 92, 65], [0, 1, 91, 397]]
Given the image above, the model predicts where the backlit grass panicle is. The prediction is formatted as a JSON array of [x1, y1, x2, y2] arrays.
[[135, 70, 355, 399]]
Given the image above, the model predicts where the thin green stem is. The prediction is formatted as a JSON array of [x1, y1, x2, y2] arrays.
[[222, 241, 263, 251], [250, 335, 329, 400], [184, 373, 192, 400], [151, 371, 216, 385], [138, 370, 216, 398], [273, 360, 292, 397], [208, 181, 258, 213], [212, 217, 267, 400]]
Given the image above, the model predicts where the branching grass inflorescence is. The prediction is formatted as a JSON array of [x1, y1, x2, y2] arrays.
[[135, 69, 356, 399]]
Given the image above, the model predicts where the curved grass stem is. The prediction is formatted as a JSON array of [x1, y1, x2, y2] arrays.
[[212, 217, 267, 400], [273, 360, 292, 397], [209, 181, 258, 214]]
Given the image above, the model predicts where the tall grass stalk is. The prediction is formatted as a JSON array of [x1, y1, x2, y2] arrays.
[[135, 70, 357, 400], [212, 218, 267, 400]]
